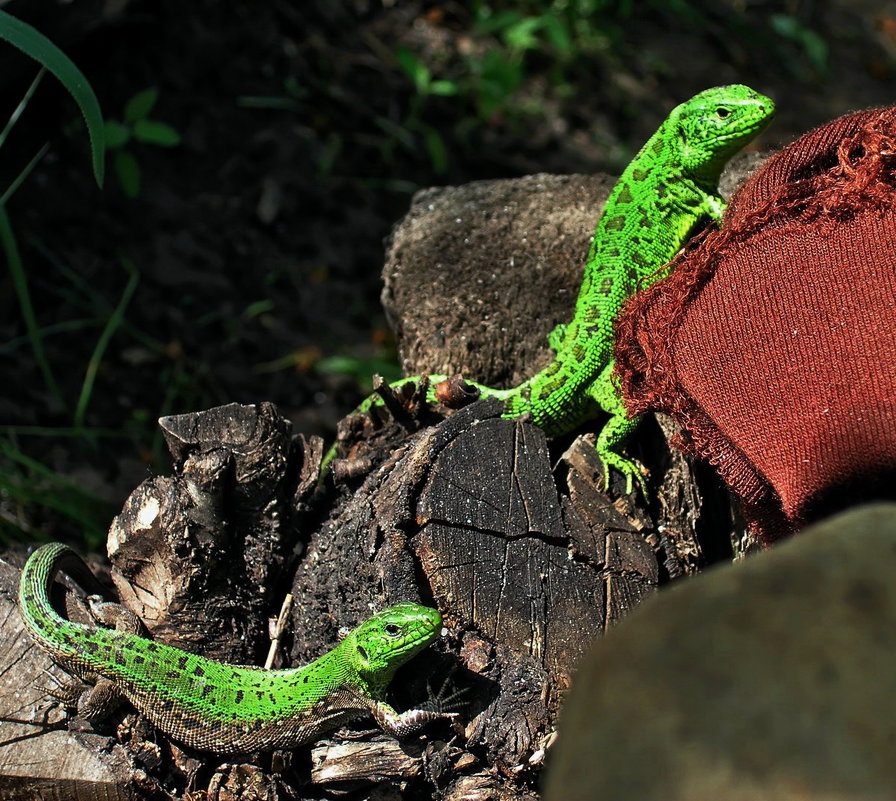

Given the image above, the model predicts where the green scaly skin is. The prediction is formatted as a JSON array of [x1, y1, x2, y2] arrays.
[[326, 85, 774, 493], [19, 543, 454, 754]]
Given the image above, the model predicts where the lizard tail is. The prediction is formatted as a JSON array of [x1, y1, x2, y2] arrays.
[[18, 542, 108, 650]]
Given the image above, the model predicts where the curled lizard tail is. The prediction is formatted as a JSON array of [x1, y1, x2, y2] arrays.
[[18, 542, 109, 658]]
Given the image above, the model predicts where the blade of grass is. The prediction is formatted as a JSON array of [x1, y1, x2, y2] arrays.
[[0, 141, 50, 205], [0, 9, 105, 186], [0, 203, 66, 409], [0, 438, 112, 543], [1, 425, 124, 438], [0, 317, 101, 355], [0, 68, 45, 149], [27, 238, 165, 353], [73, 258, 139, 428]]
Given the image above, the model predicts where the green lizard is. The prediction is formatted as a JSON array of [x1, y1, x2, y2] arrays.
[[326, 85, 774, 493], [19, 542, 457, 754]]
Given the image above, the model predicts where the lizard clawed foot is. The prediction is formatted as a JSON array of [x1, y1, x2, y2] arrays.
[[38, 672, 124, 721], [598, 452, 649, 498], [420, 673, 467, 717], [367, 672, 467, 739], [37, 669, 86, 708]]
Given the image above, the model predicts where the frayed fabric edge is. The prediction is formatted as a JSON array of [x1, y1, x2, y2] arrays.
[[614, 106, 896, 542]]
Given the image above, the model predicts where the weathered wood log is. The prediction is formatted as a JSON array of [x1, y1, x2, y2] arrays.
[[0, 402, 323, 799], [108, 401, 322, 662], [304, 392, 731, 798], [0, 558, 137, 800]]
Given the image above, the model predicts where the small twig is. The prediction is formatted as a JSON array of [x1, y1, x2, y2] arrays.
[[372, 374, 411, 425], [331, 456, 375, 482], [264, 593, 294, 670]]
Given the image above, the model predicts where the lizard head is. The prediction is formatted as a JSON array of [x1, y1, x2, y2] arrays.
[[673, 84, 775, 184], [347, 602, 443, 679]]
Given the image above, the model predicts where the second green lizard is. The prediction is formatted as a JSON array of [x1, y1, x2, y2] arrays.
[[327, 85, 775, 493], [19, 542, 456, 754]]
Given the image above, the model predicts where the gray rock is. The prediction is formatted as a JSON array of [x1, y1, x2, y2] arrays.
[[545, 503, 896, 801], [382, 173, 613, 386]]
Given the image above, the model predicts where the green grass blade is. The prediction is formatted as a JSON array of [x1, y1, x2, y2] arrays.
[[73, 258, 139, 428], [1, 425, 124, 438], [0, 9, 105, 186], [0, 437, 113, 545], [0, 67, 45, 149], [0, 142, 50, 205], [0, 203, 66, 409], [0, 316, 99, 354]]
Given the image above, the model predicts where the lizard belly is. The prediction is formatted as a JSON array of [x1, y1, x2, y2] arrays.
[[39, 621, 345, 754], [126, 682, 365, 753]]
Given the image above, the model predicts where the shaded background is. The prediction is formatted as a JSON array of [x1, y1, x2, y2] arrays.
[[1, 0, 893, 548]]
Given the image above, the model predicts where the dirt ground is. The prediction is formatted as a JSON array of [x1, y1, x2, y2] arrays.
[[2, 0, 895, 546]]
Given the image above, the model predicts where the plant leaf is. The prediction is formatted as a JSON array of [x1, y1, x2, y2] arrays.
[[394, 47, 430, 93], [132, 119, 181, 147], [424, 125, 448, 174], [123, 86, 158, 123], [114, 150, 141, 197], [103, 119, 131, 149], [0, 9, 105, 186]]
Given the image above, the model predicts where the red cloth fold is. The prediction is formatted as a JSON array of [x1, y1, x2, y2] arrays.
[[616, 107, 896, 541]]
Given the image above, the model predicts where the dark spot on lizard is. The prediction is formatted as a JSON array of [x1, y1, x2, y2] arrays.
[[235, 690, 244, 704], [177, 656, 189, 669], [616, 185, 633, 204], [632, 168, 649, 181], [201, 684, 213, 698], [193, 663, 204, 677], [132, 653, 145, 664], [145, 643, 158, 653], [114, 651, 127, 667], [604, 216, 626, 231], [256, 690, 265, 699], [166, 670, 180, 679], [302, 675, 310, 684], [650, 138, 663, 155]]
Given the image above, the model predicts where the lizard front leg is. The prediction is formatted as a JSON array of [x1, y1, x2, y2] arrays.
[[354, 678, 463, 739], [587, 362, 646, 495]]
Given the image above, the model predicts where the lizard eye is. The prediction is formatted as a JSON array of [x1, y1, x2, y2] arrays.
[[385, 624, 401, 637], [716, 106, 730, 119]]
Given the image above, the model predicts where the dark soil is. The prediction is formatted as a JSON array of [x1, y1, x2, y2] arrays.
[[1, 0, 894, 545]]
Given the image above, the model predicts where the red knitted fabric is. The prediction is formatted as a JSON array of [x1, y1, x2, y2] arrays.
[[616, 107, 896, 541]]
